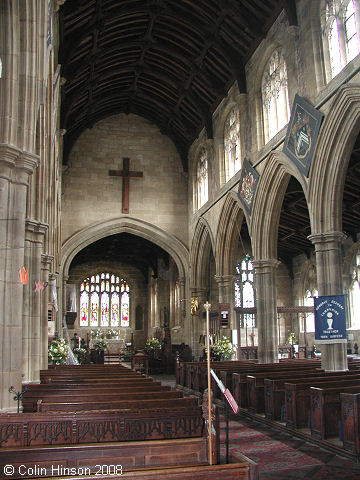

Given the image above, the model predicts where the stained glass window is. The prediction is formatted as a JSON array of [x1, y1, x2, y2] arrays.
[[224, 106, 241, 182], [261, 49, 290, 142], [235, 256, 256, 328], [197, 148, 208, 209], [323, 0, 360, 80], [302, 289, 318, 333], [80, 273, 130, 327]]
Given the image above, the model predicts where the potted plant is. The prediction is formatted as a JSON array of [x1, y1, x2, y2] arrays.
[[212, 336, 236, 361], [145, 337, 162, 354], [91, 339, 108, 364], [48, 339, 68, 365], [73, 347, 88, 365]]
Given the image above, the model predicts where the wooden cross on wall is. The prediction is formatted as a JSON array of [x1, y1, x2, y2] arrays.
[[109, 157, 143, 214]]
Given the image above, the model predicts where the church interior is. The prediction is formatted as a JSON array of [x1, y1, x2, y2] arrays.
[[2, 0, 360, 478]]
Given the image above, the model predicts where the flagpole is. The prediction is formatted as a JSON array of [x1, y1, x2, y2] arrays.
[[204, 301, 213, 465]]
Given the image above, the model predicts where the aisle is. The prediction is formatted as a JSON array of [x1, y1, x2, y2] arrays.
[[219, 415, 360, 479]]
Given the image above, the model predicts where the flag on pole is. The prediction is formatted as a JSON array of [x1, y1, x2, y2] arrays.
[[211, 368, 239, 414]]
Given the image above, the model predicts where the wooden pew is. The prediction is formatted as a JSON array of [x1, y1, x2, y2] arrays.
[[8, 463, 255, 480], [0, 437, 211, 479], [0, 406, 204, 448], [284, 375, 360, 429], [264, 370, 360, 420], [23, 385, 177, 412], [37, 397, 197, 412], [230, 360, 322, 409], [341, 391, 360, 455], [310, 384, 360, 440], [246, 365, 325, 414]]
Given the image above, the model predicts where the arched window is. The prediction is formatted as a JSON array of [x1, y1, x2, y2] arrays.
[[302, 289, 318, 333], [224, 106, 241, 182], [80, 273, 130, 328], [261, 49, 290, 142], [349, 252, 360, 329], [322, 0, 360, 80], [196, 148, 208, 209], [235, 255, 255, 328]]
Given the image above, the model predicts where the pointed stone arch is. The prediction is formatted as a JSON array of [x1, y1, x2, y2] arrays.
[[308, 84, 360, 234], [190, 217, 215, 288], [250, 150, 308, 260], [62, 216, 189, 283], [215, 192, 247, 277]]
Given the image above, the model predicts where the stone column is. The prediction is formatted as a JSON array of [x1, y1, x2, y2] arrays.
[[253, 259, 280, 364], [0, 147, 39, 411], [41, 254, 54, 369], [214, 274, 234, 337], [22, 219, 48, 383], [189, 288, 207, 360], [308, 232, 348, 371]]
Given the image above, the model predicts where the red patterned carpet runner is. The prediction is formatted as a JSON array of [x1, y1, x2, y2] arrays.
[[220, 415, 360, 479]]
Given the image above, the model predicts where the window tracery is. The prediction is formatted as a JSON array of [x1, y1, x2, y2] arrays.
[[80, 273, 130, 328], [224, 106, 241, 182], [235, 255, 256, 328], [261, 49, 290, 142], [196, 148, 209, 209], [322, 0, 360, 80]]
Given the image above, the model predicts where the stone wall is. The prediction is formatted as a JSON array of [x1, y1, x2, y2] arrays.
[[62, 113, 188, 247]]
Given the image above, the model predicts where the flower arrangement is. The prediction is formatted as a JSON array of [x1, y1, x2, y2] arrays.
[[145, 337, 162, 352], [287, 331, 297, 345], [212, 336, 236, 360], [106, 328, 119, 338], [90, 328, 105, 339], [92, 339, 108, 351], [73, 347, 87, 364], [48, 339, 68, 365]]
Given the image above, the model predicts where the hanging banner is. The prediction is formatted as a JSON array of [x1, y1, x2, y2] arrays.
[[237, 158, 259, 215], [314, 294, 347, 344], [283, 94, 324, 177]]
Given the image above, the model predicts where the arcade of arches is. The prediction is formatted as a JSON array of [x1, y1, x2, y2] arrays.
[[1, 0, 360, 412]]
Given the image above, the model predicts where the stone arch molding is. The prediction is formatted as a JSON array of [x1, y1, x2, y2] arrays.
[[308, 84, 360, 234], [215, 191, 246, 277], [250, 149, 308, 259], [62, 216, 190, 281], [190, 216, 216, 288]]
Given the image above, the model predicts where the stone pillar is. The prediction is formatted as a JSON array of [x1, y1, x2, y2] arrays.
[[214, 274, 234, 338], [190, 288, 207, 360], [253, 259, 280, 364], [214, 274, 234, 304], [22, 219, 48, 383], [41, 254, 54, 369], [309, 232, 348, 371], [0, 146, 39, 411]]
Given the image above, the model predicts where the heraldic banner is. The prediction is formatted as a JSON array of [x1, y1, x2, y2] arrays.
[[314, 294, 347, 344], [237, 158, 259, 215], [283, 94, 324, 177]]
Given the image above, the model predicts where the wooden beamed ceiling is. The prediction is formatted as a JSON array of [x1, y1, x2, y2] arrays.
[[59, 0, 289, 170]]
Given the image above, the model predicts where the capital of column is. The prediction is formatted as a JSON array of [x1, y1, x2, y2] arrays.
[[0, 144, 22, 179], [214, 274, 234, 287], [26, 219, 49, 236], [308, 231, 347, 248], [252, 258, 281, 272], [15, 151, 40, 176], [41, 254, 54, 270]]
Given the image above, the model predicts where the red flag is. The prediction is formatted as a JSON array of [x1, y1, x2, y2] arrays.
[[224, 388, 239, 414]]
